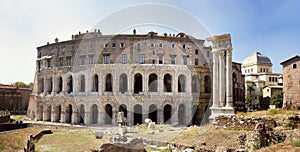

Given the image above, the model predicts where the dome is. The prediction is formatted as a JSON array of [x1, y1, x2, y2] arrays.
[[243, 52, 272, 66]]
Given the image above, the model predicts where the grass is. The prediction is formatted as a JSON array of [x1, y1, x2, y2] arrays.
[[0, 141, 4, 150], [291, 140, 300, 147], [35, 129, 109, 152], [236, 109, 299, 118], [10, 115, 31, 121]]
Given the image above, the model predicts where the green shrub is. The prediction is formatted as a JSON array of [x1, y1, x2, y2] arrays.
[[0, 141, 4, 150], [291, 140, 300, 147]]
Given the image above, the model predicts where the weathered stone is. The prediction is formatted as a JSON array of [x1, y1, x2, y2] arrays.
[[99, 138, 146, 152]]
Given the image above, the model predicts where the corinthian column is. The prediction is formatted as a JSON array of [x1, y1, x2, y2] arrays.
[[226, 50, 233, 108], [219, 51, 225, 107], [212, 51, 220, 108]]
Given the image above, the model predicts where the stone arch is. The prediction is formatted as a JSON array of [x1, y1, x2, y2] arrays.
[[44, 104, 51, 122], [134, 73, 143, 94], [148, 104, 157, 123], [79, 104, 85, 124], [119, 104, 127, 118], [178, 74, 186, 92], [178, 104, 185, 125], [204, 75, 211, 93], [66, 75, 73, 94], [148, 73, 158, 92], [91, 104, 98, 124], [79, 74, 85, 92], [191, 105, 200, 125], [192, 75, 200, 93], [163, 104, 172, 124], [65, 104, 73, 123], [119, 74, 128, 94], [164, 74, 172, 92], [105, 74, 113, 92], [134, 104, 143, 125], [92, 74, 99, 92], [105, 104, 113, 125], [57, 76, 63, 94], [47, 76, 53, 94], [53, 104, 61, 122]]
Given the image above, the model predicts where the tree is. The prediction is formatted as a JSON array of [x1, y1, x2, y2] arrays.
[[270, 92, 283, 108], [11, 81, 33, 88], [246, 85, 255, 109]]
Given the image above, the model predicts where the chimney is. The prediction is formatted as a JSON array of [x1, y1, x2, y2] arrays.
[[164, 33, 167, 36], [55, 38, 58, 43], [79, 31, 81, 35], [133, 29, 136, 35], [94, 29, 97, 32], [86, 30, 88, 33]]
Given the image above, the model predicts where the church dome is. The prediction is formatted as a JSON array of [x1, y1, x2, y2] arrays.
[[243, 52, 272, 66]]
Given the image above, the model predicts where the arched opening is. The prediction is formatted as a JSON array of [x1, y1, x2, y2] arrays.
[[178, 104, 185, 125], [119, 74, 128, 94], [191, 105, 200, 125], [47, 77, 53, 94], [178, 75, 186, 92], [79, 104, 85, 124], [67, 75, 73, 94], [163, 104, 172, 124], [54, 105, 61, 122], [80, 75, 85, 92], [148, 73, 158, 92], [92, 74, 99, 92], [44, 105, 51, 122], [192, 75, 200, 93], [57, 76, 63, 94], [105, 104, 113, 125], [39, 78, 44, 93], [204, 76, 211, 93], [105, 74, 113, 92], [134, 73, 143, 94], [134, 104, 143, 125], [164, 74, 172, 92], [66, 104, 72, 123], [148, 104, 157, 123], [119, 104, 127, 118], [91, 104, 98, 124]]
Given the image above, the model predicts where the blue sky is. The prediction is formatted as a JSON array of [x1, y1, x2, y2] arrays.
[[0, 0, 299, 84]]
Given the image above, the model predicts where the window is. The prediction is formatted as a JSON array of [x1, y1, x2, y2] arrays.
[[267, 89, 269, 92], [67, 57, 72, 66], [152, 60, 155, 64], [89, 55, 94, 64], [150, 43, 155, 48], [159, 55, 163, 64], [80, 56, 86, 65], [275, 77, 278, 82], [89, 41, 94, 49], [293, 64, 297, 69], [245, 70, 247, 73], [77, 45, 80, 51], [272, 77, 275, 82], [38, 52, 42, 58], [122, 54, 127, 64], [139, 54, 145, 64], [269, 77, 272, 82], [251, 69, 253, 72], [182, 44, 186, 49], [183, 56, 187, 65], [120, 42, 125, 48], [62, 47, 65, 52], [195, 58, 199, 65], [104, 43, 108, 48], [104, 55, 110, 64], [59, 57, 64, 66], [260, 68, 262, 72], [195, 49, 198, 54], [112, 43, 116, 48], [37, 61, 41, 72], [206, 51, 209, 57], [137, 43, 141, 49], [47, 59, 51, 67], [266, 69, 269, 72], [171, 43, 175, 48], [170, 55, 176, 64], [159, 43, 163, 48]]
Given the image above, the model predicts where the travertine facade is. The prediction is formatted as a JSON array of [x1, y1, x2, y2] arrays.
[[28, 30, 214, 125], [281, 55, 300, 110]]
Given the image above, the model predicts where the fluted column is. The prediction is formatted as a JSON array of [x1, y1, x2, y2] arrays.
[[219, 51, 225, 107], [212, 52, 220, 108], [226, 50, 233, 108]]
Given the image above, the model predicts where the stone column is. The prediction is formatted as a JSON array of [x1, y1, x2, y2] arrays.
[[85, 111, 90, 124], [212, 52, 220, 108], [60, 105, 66, 123], [52, 74, 56, 95], [43, 75, 47, 94], [219, 51, 225, 107], [158, 108, 163, 124], [226, 50, 234, 108]]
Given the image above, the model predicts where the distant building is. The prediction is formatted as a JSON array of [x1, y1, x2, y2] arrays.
[[280, 55, 300, 110], [232, 62, 245, 111], [242, 52, 281, 108], [0, 84, 32, 114]]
